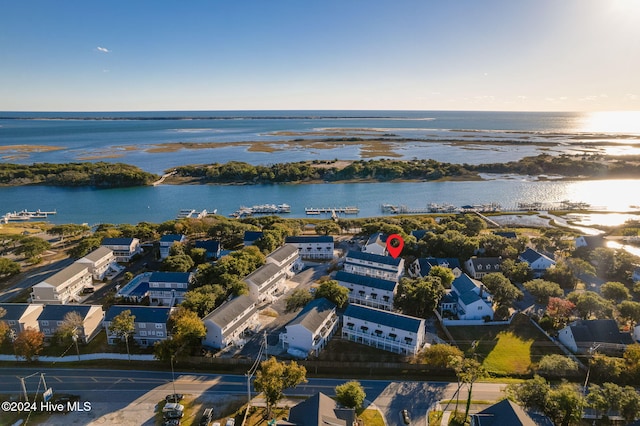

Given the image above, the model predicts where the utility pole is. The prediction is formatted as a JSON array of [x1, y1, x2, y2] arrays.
[[171, 354, 177, 395]]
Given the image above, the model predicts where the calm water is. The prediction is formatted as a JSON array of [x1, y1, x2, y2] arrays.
[[1, 179, 639, 225], [2, 110, 640, 225]]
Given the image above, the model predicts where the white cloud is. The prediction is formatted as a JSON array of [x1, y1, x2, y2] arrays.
[[626, 93, 638, 101], [96, 46, 110, 53]]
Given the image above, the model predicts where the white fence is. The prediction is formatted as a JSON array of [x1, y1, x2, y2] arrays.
[[0, 353, 155, 362]]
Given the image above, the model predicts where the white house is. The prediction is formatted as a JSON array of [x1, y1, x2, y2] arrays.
[[441, 274, 494, 321], [101, 237, 142, 262], [31, 263, 93, 304], [37, 304, 104, 343], [194, 240, 221, 260], [103, 305, 173, 347], [0, 303, 44, 335], [202, 295, 259, 349], [279, 298, 339, 358], [344, 250, 404, 282], [559, 319, 634, 354], [75, 246, 117, 280], [284, 236, 334, 260], [574, 235, 606, 249], [632, 267, 640, 283], [408, 257, 463, 279], [159, 234, 186, 259], [244, 263, 286, 302], [335, 270, 397, 311], [266, 244, 300, 272], [518, 248, 555, 277], [464, 257, 502, 280], [362, 233, 388, 256], [147, 272, 192, 306], [342, 303, 426, 355]]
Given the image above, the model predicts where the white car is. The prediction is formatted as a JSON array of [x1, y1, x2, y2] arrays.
[[225, 418, 235, 426]]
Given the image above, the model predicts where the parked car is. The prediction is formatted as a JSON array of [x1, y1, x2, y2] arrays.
[[225, 418, 235, 426], [165, 393, 184, 403], [199, 407, 214, 426], [163, 403, 184, 420], [401, 409, 411, 425]]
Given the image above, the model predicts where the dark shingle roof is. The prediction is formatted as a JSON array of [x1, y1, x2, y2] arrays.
[[366, 232, 388, 247], [519, 248, 543, 264], [287, 298, 336, 332], [569, 319, 634, 345], [243, 231, 263, 241], [268, 244, 299, 264], [104, 305, 172, 323], [452, 274, 482, 295], [334, 271, 397, 292], [245, 263, 283, 286], [472, 399, 537, 426], [345, 250, 402, 266], [204, 294, 258, 327], [102, 237, 136, 246], [195, 240, 220, 253], [41, 263, 90, 288], [343, 304, 423, 333], [493, 231, 517, 239], [285, 236, 334, 243], [417, 257, 461, 275], [0, 303, 37, 320], [80, 246, 113, 262], [160, 234, 185, 243], [288, 392, 355, 426]]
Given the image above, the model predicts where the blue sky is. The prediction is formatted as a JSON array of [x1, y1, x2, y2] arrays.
[[1, 0, 639, 111]]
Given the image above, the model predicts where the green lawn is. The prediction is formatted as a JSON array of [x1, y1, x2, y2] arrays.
[[446, 314, 562, 376]]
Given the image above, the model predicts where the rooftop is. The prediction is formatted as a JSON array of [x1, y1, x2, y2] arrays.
[[334, 271, 398, 292], [104, 305, 172, 323], [148, 272, 192, 283], [268, 244, 299, 264], [38, 263, 90, 288], [287, 298, 336, 333], [0, 303, 42, 320], [102, 237, 137, 246], [79, 246, 114, 262], [245, 263, 284, 287], [204, 294, 258, 327], [343, 303, 423, 333], [285, 235, 334, 243], [38, 304, 100, 321], [345, 250, 402, 267]]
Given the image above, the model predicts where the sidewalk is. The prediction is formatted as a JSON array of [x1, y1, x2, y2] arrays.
[[0, 353, 155, 362]]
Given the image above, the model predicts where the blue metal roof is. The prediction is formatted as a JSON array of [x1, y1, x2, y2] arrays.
[[104, 305, 172, 323], [285, 235, 334, 243], [38, 304, 94, 321], [0, 303, 34, 320], [148, 272, 192, 283], [452, 274, 480, 295], [334, 271, 397, 291], [243, 231, 263, 241], [195, 240, 221, 252], [102, 237, 136, 245], [343, 304, 423, 332], [345, 250, 402, 266], [160, 234, 185, 243]]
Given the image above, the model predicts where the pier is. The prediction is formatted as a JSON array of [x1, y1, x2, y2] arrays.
[[230, 204, 291, 218], [176, 209, 214, 219], [1, 209, 57, 224], [305, 207, 359, 215]]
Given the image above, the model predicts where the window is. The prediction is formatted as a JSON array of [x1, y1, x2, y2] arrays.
[[43, 329, 50, 335], [478, 306, 483, 310], [157, 332, 164, 337], [139, 323, 146, 328], [140, 331, 147, 336], [155, 324, 163, 329], [8, 320, 15, 325], [371, 293, 378, 300], [41, 321, 49, 326]]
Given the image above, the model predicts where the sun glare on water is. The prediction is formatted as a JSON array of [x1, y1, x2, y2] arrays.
[[578, 111, 640, 135]]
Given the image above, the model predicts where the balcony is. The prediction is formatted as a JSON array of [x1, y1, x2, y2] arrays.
[[342, 328, 418, 354]]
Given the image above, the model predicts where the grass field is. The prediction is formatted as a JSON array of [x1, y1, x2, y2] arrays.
[[446, 314, 563, 376]]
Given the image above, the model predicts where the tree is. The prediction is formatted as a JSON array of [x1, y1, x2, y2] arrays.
[[335, 381, 366, 409], [48, 224, 90, 242], [170, 307, 206, 350], [507, 375, 550, 413], [395, 276, 445, 318], [428, 265, 455, 289], [482, 273, 522, 308], [546, 297, 576, 329], [544, 262, 578, 290], [620, 386, 640, 423], [449, 356, 487, 420], [181, 284, 225, 317], [523, 279, 564, 305], [536, 354, 579, 377], [415, 344, 463, 367], [618, 300, 640, 327], [624, 344, 640, 382], [14, 328, 45, 362], [254, 357, 307, 416], [15, 236, 50, 259], [0, 307, 7, 346], [55, 311, 84, 344], [314, 280, 349, 308], [162, 254, 194, 272], [285, 288, 313, 313], [545, 381, 585, 426], [500, 258, 533, 284], [0, 257, 20, 277], [315, 221, 340, 236], [589, 353, 623, 383], [567, 291, 612, 319], [189, 247, 207, 265], [109, 309, 136, 360], [601, 281, 631, 303]]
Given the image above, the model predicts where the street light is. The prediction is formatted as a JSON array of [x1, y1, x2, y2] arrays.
[[72, 327, 81, 361], [170, 354, 177, 395]]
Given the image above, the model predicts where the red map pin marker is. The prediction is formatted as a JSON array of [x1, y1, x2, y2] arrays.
[[386, 234, 404, 259]]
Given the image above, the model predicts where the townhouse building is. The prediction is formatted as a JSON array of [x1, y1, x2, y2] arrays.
[[342, 304, 425, 355], [334, 270, 397, 311], [202, 295, 260, 349], [75, 246, 117, 280], [37, 304, 104, 343], [284, 235, 334, 260], [103, 305, 173, 347], [147, 271, 192, 306], [343, 251, 404, 282], [30, 263, 93, 304], [244, 263, 286, 302], [279, 298, 339, 358], [101, 237, 142, 262], [0, 303, 43, 335]]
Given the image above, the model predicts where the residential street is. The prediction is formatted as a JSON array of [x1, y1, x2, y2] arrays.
[[0, 367, 508, 426]]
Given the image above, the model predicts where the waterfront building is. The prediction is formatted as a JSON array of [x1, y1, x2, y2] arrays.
[[37, 304, 104, 343], [75, 246, 118, 280], [343, 250, 404, 282], [30, 263, 92, 304], [159, 234, 186, 259], [362, 232, 388, 256], [0, 303, 43, 335], [342, 303, 425, 355], [244, 263, 286, 302], [440, 274, 494, 321], [194, 239, 221, 260], [284, 235, 334, 260], [243, 231, 263, 247], [518, 248, 555, 278], [279, 298, 339, 358], [408, 257, 462, 279], [147, 271, 192, 306], [265, 243, 300, 272], [464, 257, 502, 280], [202, 294, 259, 349], [103, 305, 173, 347], [101, 237, 142, 262], [334, 270, 397, 311]]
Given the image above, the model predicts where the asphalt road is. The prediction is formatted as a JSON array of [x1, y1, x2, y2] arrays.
[[0, 368, 508, 426], [0, 257, 75, 303]]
